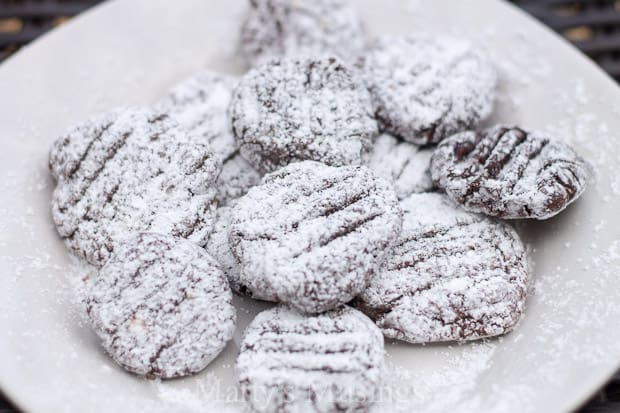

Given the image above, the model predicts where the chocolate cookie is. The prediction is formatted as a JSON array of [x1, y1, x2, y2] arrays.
[[430, 125, 591, 219], [367, 133, 435, 200], [357, 35, 496, 145], [85, 233, 236, 379], [215, 154, 263, 205], [155, 71, 262, 204], [229, 161, 402, 313], [229, 57, 378, 173], [49, 108, 221, 266], [239, 0, 367, 67], [353, 193, 528, 343], [237, 305, 383, 413], [205, 205, 244, 294]]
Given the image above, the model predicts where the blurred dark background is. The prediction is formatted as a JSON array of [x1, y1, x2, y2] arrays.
[[0, 0, 620, 412], [1, 0, 620, 81], [514, 0, 620, 81], [0, 0, 101, 61]]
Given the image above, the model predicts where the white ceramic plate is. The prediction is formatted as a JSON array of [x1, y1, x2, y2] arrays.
[[1, 0, 620, 411]]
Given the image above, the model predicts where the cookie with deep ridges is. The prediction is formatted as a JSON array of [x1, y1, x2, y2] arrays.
[[49, 108, 221, 266], [229, 161, 403, 313], [367, 133, 435, 200], [357, 35, 496, 145], [230, 57, 378, 173], [430, 125, 591, 219], [85, 233, 236, 379], [353, 193, 528, 343], [237, 305, 384, 413], [240, 0, 367, 67], [154, 71, 262, 204]]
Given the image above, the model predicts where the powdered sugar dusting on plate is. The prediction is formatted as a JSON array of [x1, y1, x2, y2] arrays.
[[374, 342, 495, 412], [1, 0, 620, 412]]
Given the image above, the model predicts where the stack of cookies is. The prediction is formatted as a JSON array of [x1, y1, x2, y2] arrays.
[[48, 0, 592, 411]]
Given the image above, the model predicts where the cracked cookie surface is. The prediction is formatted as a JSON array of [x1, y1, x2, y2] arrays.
[[230, 57, 378, 173], [49, 108, 220, 266], [85, 233, 236, 379], [155, 71, 262, 204], [353, 193, 528, 343], [239, 0, 367, 67], [367, 133, 435, 200], [357, 35, 496, 145], [237, 305, 383, 413], [229, 161, 402, 313], [430, 125, 591, 219]]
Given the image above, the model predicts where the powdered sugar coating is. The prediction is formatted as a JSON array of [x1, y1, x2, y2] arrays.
[[154, 71, 262, 204], [49, 108, 220, 266], [85, 233, 236, 379], [215, 154, 263, 205], [354, 193, 528, 343], [367, 133, 435, 200], [430, 125, 591, 219], [154, 71, 237, 156], [205, 206, 243, 293], [237, 305, 384, 413], [229, 161, 403, 313], [239, 0, 367, 67], [230, 57, 378, 173], [358, 35, 496, 145]]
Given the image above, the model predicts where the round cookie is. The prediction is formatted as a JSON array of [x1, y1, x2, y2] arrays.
[[154, 71, 237, 155], [430, 125, 591, 219], [85, 233, 236, 379], [155, 71, 262, 204], [357, 35, 496, 145], [353, 193, 528, 343], [367, 133, 435, 200], [230, 57, 378, 173], [239, 0, 367, 67], [49, 108, 221, 266], [229, 161, 403, 313], [237, 305, 384, 413]]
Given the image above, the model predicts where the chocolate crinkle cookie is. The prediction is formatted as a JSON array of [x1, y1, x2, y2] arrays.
[[229, 161, 403, 313], [357, 35, 496, 145], [237, 305, 384, 413], [367, 133, 435, 200], [154, 71, 262, 204], [205, 205, 243, 293], [229, 57, 378, 173], [239, 0, 367, 68], [49, 108, 221, 266], [353, 193, 528, 343], [85, 233, 236, 379], [430, 125, 592, 219]]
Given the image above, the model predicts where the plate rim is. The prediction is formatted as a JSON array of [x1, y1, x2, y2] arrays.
[[0, 0, 619, 411]]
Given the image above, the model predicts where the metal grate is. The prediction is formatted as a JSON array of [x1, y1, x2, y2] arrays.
[[0, 0, 103, 62], [2, 1, 620, 81], [0, 1, 619, 412], [511, 0, 620, 81]]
